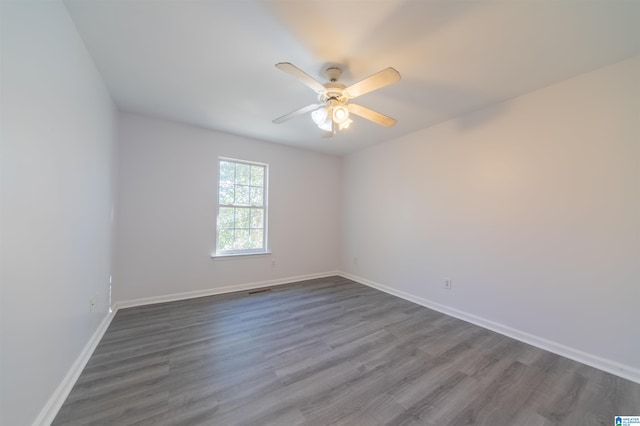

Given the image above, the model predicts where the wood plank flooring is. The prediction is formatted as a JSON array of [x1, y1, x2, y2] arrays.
[[53, 276, 640, 425]]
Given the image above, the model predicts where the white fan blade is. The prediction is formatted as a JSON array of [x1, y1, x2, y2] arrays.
[[348, 103, 397, 127], [273, 103, 321, 124], [276, 62, 326, 94], [344, 67, 401, 99]]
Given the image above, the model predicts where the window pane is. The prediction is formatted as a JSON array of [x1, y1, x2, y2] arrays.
[[218, 229, 234, 251], [236, 185, 250, 205], [251, 166, 264, 186], [235, 208, 250, 228], [217, 159, 268, 254], [235, 230, 250, 249], [250, 208, 263, 228], [250, 187, 263, 206], [218, 207, 235, 228], [236, 163, 251, 185], [220, 161, 235, 184], [219, 183, 234, 205], [250, 229, 263, 249]]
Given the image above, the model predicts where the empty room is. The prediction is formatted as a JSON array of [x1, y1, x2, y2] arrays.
[[2, 0, 639, 425]]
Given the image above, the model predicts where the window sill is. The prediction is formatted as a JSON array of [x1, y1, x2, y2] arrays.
[[211, 251, 271, 260]]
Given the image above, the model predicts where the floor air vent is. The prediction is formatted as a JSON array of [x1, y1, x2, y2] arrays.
[[248, 288, 271, 295]]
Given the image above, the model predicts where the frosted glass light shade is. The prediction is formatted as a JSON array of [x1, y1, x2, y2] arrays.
[[332, 105, 349, 123], [339, 118, 352, 130], [318, 118, 332, 132], [311, 107, 328, 125]]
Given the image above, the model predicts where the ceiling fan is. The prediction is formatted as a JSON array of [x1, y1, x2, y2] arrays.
[[272, 62, 401, 137]]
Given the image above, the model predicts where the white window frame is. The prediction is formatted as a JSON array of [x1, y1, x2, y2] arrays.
[[214, 157, 269, 257]]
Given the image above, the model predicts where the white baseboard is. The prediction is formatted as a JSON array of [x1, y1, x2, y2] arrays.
[[35, 269, 637, 426], [113, 271, 341, 310], [338, 271, 640, 385], [33, 309, 116, 426]]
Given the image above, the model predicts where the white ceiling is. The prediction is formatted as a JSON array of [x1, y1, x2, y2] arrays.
[[64, 0, 640, 156]]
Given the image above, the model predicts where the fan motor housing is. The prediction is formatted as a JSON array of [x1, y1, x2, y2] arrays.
[[320, 81, 347, 104]]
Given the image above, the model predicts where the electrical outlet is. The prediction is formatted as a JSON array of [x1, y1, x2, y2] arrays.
[[89, 298, 96, 312], [271, 260, 276, 268], [444, 279, 452, 290]]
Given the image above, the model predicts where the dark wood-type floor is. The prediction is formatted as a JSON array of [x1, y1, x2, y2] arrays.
[[53, 276, 640, 425]]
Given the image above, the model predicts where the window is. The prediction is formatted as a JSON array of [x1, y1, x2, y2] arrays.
[[216, 158, 268, 256]]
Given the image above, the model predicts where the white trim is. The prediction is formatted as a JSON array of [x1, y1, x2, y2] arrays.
[[33, 309, 116, 426], [114, 271, 340, 310], [338, 271, 640, 385], [218, 156, 268, 167], [211, 251, 271, 259]]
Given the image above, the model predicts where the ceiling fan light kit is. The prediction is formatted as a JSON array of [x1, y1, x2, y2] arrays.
[[273, 62, 401, 137], [311, 101, 352, 132]]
